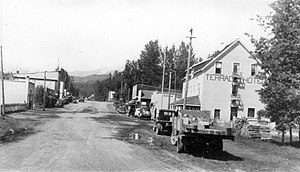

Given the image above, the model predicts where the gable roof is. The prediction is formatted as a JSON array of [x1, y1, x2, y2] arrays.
[[170, 95, 200, 107], [188, 39, 252, 76]]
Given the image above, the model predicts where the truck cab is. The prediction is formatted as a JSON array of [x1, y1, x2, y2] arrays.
[[153, 109, 177, 135]]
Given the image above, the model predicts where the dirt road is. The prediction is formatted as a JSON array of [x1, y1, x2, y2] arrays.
[[0, 101, 187, 171], [2, 101, 300, 172]]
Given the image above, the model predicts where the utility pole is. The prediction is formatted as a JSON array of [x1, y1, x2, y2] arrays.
[[167, 71, 172, 109], [0, 0, 4, 115], [43, 71, 46, 110], [183, 29, 196, 110], [1, 46, 4, 115], [160, 47, 167, 109], [127, 88, 130, 101], [120, 80, 123, 98]]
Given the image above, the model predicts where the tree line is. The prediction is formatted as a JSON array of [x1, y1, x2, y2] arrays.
[[91, 40, 200, 101], [79, 0, 300, 144]]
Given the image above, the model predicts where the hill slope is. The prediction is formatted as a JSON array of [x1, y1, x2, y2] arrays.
[[73, 74, 109, 83]]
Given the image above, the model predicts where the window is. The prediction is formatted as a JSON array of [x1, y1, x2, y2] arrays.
[[233, 63, 240, 73], [251, 64, 257, 76], [197, 83, 201, 95], [214, 109, 220, 119], [230, 107, 238, 121], [232, 85, 238, 95], [215, 62, 222, 74], [248, 108, 255, 118]]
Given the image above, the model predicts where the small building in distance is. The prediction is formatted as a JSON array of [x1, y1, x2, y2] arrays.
[[174, 39, 264, 122], [107, 91, 116, 102], [131, 84, 181, 108], [151, 91, 182, 110]]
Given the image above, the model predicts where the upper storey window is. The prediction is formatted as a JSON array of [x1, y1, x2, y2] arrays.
[[251, 64, 257, 76], [233, 63, 240, 74], [215, 62, 222, 74]]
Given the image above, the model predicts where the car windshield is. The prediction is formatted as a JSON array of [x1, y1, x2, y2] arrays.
[[159, 111, 174, 116]]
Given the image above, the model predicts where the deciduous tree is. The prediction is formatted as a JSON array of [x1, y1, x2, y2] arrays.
[[249, 0, 300, 143]]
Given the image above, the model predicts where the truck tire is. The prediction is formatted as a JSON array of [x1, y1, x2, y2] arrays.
[[177, 136, 184, 153], [171, 132, 177, 146], [156, 123, 163, 135]]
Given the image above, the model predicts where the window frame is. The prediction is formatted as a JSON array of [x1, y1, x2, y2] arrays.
[[233, 62, 240, 73], [248, 108, 255, 118], [215, 62, 222, 74], [251, 64, 257, 76], [214, 109, 221, 119]]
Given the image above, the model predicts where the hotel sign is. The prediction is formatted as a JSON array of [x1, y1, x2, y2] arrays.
[[205, 74, 264, 84]]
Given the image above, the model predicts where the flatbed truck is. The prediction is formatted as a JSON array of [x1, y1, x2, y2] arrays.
[[170, 110, 234, 153]]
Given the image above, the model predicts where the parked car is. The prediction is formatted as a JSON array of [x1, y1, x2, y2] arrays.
[[55, 99, 64, 108], [137, 106, 151, 120], [117, 106, 127, 114], [134, 107, 141, 117], [79, 97, 85, 102]]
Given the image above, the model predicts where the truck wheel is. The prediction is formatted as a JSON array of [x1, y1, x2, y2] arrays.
[[171, 132, 177, 146], [156, 123, 163, 135], [177, 136, 184, 153]]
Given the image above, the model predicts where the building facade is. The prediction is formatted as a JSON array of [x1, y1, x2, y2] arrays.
[[108, 91, 116, 102], [181, 39, 264, 122], [0, 79, 35, 113], [131, 84, 182, 108], [14, 70, 64, 98], [151, 91, 181, 110]]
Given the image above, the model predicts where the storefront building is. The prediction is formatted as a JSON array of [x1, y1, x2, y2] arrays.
[[180, 39, 264, 122]]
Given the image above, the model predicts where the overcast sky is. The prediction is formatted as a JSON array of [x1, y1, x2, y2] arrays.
[[1, 0, 274, 73]]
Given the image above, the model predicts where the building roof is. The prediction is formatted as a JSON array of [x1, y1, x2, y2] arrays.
[[141, 90, 153, 99], [171, 95, 200, 107], [184, 39, 251, 81], [134, 84, 182, 94], [14, 71, 59, 82]]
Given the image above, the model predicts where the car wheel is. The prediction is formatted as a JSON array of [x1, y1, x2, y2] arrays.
[[171, 132, 177, 146], [177, 136, 184, 153], [156, 123, 163, 135]]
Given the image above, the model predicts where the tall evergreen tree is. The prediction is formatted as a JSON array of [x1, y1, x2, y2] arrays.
[[174, 41, 198, 90], [139, 40, 162, 86]]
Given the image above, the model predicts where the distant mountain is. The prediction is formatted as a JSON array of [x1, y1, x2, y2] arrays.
[[73, 74, 109, 83], [69, 66, 124, 77]]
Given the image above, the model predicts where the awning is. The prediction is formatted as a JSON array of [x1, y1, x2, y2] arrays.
[[170, 96, 201, 107], [126, 99, 137, 106]]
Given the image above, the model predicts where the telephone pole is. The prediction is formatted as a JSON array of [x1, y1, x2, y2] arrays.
[[183, 29, 196, 110], [167, 71, 173, 109], [0, 0, 5, 115], [43, 71, 46, 110], [1, 46, 4, 115], [160, 47, 167, 109]]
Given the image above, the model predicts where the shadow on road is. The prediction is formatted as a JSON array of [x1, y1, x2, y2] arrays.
[[190, 151, 243, 161], [270, 140, 300, 148]]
